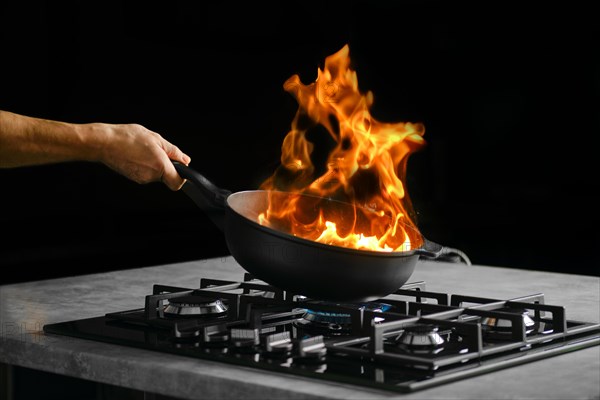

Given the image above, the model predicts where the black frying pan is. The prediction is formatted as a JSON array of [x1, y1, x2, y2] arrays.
[[173, 162, 470, 302]]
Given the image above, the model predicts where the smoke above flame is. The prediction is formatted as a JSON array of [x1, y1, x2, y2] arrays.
[[258, 45, 425, 252]]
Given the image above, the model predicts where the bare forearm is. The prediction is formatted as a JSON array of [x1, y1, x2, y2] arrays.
[[0, 110, 104, 167], [0, 109, 190, 190]]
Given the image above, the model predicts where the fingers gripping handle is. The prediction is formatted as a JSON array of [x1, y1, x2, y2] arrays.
[[172, 161, 232, 232]]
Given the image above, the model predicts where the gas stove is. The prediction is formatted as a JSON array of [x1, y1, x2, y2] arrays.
[[43, 274, 600, 393]]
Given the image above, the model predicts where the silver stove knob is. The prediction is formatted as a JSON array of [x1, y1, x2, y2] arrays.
[[202, 324, 229, 344], [231, 328, 260, 349], [297, 336, 327, 360], [265, 332, 293, 355]]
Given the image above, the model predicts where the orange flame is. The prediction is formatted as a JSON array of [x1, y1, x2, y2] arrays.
[[258, 45, 425, 252]]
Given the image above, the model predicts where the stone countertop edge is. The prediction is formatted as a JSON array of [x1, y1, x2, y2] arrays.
[[0, 257, 598, 400]]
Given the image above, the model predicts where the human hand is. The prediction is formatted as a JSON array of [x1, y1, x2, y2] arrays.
[[92, 123, 191, 191]]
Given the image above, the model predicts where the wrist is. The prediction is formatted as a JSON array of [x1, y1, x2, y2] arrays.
[[77, 122, 111, 163]]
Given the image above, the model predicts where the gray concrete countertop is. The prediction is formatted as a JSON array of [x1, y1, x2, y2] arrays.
[[0, 257, 598, 399]]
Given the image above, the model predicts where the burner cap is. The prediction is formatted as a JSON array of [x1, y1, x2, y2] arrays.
[[482, 309, 536, 334], [397, 324, 445, 348], [303, 309, 352, 326], [294, 310, 350, 335], [164, 296, 228, 317], [295, 301, 392, 334]]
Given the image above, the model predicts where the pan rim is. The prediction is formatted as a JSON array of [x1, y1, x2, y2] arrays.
[[226, 190, 423, 258]]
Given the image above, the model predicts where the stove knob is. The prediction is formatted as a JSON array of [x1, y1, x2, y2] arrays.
[[202, 324, 229, 344], [265, 332, 293, 356], [231, 328, 260, 350], [296, 335, 327, 362]]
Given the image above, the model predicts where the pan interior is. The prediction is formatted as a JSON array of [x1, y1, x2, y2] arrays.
[[227, 190, 271, 223], [227, 191, 360, 229], [227, 191, 423, 252]]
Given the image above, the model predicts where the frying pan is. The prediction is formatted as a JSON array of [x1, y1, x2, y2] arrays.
[[173, 162, 470, 302]]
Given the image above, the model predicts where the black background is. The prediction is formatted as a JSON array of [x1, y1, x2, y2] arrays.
[[0, 1, 598, 284]]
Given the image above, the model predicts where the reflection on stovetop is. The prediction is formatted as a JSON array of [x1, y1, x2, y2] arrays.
[[43, 273, 600, 393]]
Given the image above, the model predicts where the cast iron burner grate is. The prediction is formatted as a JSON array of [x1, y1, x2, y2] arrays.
[[43, 273, 600, 393]]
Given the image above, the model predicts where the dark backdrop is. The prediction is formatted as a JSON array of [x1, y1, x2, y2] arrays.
[[1, 1, 598, 284]]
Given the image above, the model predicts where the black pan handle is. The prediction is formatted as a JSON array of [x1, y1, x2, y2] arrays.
[[173, 161, 232, 232], [415, 238, 472, 265]]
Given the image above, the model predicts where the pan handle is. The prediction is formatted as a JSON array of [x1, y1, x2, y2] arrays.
[[173, 161, 232, 232], [415, 239, 472, 265]]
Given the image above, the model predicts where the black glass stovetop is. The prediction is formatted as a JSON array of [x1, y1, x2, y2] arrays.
[[43, 274, 600, 393]]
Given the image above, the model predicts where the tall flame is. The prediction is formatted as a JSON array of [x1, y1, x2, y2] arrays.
[[259, 45, 425, 252]]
